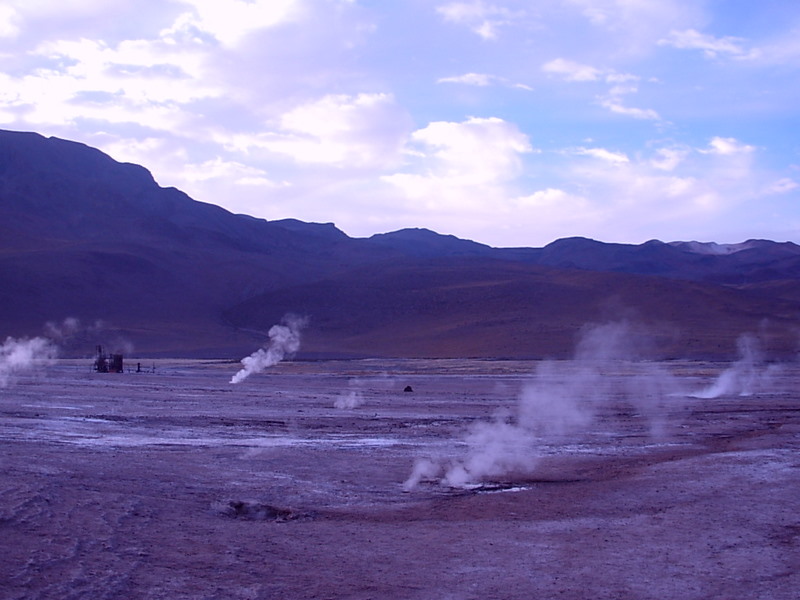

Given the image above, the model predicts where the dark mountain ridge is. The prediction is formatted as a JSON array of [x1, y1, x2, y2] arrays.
[[1, 129, 798, 359]]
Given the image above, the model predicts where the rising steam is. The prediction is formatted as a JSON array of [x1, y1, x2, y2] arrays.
[[0, 336, 58, 387], [691, 334, 779, 398], [231, 315, 308, 384], [0, 317, 118, 386], [404, 321, 683, 490], [334, 389, 365, 410], [44, 317, 82, 340], [334, 378, 367, 409]]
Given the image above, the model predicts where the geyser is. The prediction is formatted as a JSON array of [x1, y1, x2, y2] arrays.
[[0, 318, 119, 386], [231, 314, 308, 384], [0, 335, 58, 387], [334, 378, 368, 409], [404, 321, 685, 490], [691, 334, 779, 398]]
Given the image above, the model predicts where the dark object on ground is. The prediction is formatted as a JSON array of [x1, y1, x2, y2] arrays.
[[404, 385, 413, 392], [94, 346, 123, 373], [218, 500, 301, 522]]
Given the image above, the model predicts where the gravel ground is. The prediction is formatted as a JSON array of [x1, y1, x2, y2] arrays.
[[1, 358, 798, 599]]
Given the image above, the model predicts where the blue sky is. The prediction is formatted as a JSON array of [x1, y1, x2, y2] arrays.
[[1, 0, 798, 247]]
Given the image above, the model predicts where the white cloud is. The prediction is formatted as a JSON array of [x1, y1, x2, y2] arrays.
[[383, 116, 533, 209], [567, 155, 719, 227], [702, 137, 755, 156], [659, 29, 747, 58], [549, 136, 782, 242], [598, 97, 660, 120], [565, 0, 705, 55], [543, 58, 659, 120], [0, 1, 796, 247], [362, 132, 771, 246], [510, 188, 600, 236], [0, 32, 221, 135], [763, 178, 798, 195], [515, 187, 591, 213], [380, 133, 781, 246], [650, 147, 689, 171], [169, 0, 301, 46], [574, 147, 629, 164], [227, 93, 410, 169], [0, 5, 21, 38], [542, 58, 602, 82], [740, 31, 800, 66], [605, 72, 639, 84], [405, 116, 532, 181], [101, 135, 176, 165], [607, 84, 636, 97], [599, 74, 660, 120], [438, 72, 494, 86], [182, 157, 286, 188], [541, 58, 641, 88], [4, 0, 132, 16], [35, 36, 215, 98], [437, 72, 532, 90], [436, 1, 518, 40]]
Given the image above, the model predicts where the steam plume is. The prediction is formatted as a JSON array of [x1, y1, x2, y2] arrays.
[[1, 318, 131, 387], [404, 321, 685, 490], [44, 317, 82, 340], [334, 379, 367, 409], [692, 334, 777, 398], [231, 315, 308, 384], [334, 389, 365, 410], [0, 336, 58, 387]]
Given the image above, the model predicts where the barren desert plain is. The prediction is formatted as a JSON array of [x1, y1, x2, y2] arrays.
[[1, 354, 799, 599]]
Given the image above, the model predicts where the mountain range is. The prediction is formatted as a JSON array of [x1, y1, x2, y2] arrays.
[[1, 129, 799, 359]]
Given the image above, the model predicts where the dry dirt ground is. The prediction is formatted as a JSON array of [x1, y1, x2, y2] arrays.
[[1, 358, 799, 599]]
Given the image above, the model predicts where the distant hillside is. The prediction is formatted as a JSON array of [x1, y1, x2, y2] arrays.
[[1, 129, 798, 359], [0, 130, 397, 355], [223, 257, 800, 359]]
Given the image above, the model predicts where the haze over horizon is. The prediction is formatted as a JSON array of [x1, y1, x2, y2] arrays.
[[1, 1, 798, 248]]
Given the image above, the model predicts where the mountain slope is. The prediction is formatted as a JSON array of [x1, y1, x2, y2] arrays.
[[224, 257, 800, 359], [0, 130, 394, 354], [1, 129, 799, 359], [527, 237, 800, 283]]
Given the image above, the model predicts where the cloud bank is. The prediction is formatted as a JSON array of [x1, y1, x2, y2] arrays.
[[0, 1, 797, 246]]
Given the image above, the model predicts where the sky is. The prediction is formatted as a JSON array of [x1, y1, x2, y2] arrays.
[[1, 0, 799, 248]]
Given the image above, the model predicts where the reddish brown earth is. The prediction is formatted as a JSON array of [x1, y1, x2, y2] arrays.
[[1, 359, 799, 599]]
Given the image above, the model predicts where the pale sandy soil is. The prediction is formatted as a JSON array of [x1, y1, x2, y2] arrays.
[[1, 358, 798, 599]]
